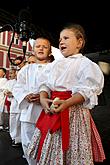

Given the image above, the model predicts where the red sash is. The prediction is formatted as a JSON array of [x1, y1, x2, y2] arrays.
[[5, 96, 11, 113], [36, 91, 72, 160]]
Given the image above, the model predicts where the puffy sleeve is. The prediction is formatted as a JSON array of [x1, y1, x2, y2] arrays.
[[72, 59, 104, 109], [12, 66, 30, 106], [0, 78, 8, 90]]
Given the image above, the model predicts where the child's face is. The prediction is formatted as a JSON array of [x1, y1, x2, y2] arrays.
[[28, 56, 37, 64], [9, 70, 16, 79], [33, 38, 51, 62], [0, 69, 5, 78], [59, 29, 83, 57]]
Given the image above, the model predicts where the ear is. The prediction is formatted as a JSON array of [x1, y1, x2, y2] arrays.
[[77, 38, 84, 49], [49, 49, 52, 56]]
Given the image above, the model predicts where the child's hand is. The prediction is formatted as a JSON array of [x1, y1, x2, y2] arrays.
[[50, 97, 60, 110], [40, 97, 53, 114], [25, 93, 40, 103], [4, 90, 12, 96], [50, 98, 69, 113]]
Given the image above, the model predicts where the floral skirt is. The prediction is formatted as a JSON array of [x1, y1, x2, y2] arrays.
[[26, 105, 106, 165]]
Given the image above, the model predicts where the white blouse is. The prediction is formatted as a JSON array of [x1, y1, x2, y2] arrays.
[[38, 54, 104, 109]]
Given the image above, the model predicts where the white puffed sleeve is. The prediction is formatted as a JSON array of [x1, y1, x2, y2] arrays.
[[72, 59, 104, 109]]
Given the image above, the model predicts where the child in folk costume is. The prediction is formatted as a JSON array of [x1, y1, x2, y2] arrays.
[[9, 57, 25, 147], [27, 23, 106, 165], [12, 37, 54, 165], [0, 68, 8, 130], [4, 68, 17, 130]]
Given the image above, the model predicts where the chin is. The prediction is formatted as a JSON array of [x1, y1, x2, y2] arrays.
[[37, 57, 44, 60], [62, 53, 68, 58]]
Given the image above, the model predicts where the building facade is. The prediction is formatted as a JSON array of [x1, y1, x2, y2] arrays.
[[0, 30, 32, 77]]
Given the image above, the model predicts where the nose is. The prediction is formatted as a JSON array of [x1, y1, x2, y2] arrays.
[[39, 46, 44, 50], [59, 39, 64, 45]]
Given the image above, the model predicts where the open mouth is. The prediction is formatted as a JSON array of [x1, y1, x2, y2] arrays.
[[61, 46, 66, 51]]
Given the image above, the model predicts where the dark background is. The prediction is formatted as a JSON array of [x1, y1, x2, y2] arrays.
[[0, 2, 110, 164], [0, 1, 110, 53]]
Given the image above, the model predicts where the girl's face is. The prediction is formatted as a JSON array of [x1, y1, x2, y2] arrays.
[[59, 29, 83, 57]]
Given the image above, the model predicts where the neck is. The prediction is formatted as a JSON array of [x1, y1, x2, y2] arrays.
[[37, 60, 48, 64]]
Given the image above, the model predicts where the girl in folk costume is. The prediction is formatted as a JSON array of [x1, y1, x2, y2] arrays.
[[27, 23, 106, 165]]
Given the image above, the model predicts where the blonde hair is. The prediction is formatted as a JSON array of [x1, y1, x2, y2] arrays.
[[32, 37, 52, 52]]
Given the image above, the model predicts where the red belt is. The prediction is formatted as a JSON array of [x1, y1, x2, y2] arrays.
[[36, 91, 72, 160]]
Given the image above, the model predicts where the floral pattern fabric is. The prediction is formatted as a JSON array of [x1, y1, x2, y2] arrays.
[[27, 105, 105, 165]]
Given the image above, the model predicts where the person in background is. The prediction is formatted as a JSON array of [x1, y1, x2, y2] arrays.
[[12, 36, 53, 165], [14, 56, 25, 71], [9, 57, 25, 147], [24, 61, 28, 65], [27, 23, 106, 165], [0, 68, 8, 130], [27, 54, 37, 64], [4, 68, 17, 131]]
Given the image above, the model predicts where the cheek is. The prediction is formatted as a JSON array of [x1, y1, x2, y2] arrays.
[[45, 50, 50, 56], [59, 45, 61, 51]]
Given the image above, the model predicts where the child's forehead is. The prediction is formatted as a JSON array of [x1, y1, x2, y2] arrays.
[[60, 29, 75, 36], [0, 69, 5, 73]]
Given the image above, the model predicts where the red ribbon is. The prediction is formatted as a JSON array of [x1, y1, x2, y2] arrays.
[[36, 91, 72, 160]]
